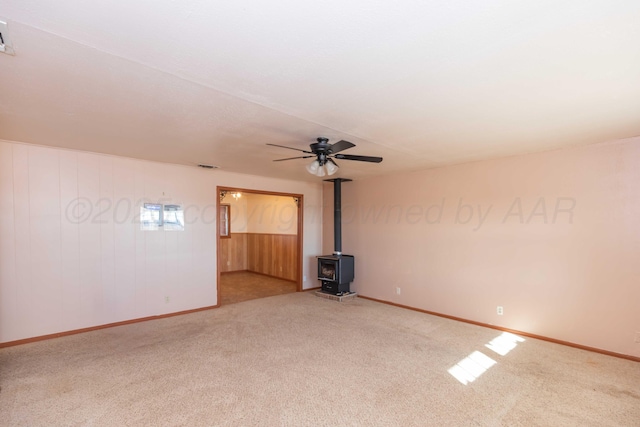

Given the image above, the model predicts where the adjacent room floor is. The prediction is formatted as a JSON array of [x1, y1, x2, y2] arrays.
[[219, 271, 297, 305]]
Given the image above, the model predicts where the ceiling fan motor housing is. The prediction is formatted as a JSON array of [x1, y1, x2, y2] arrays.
[[310, 138, 331, 165], [310, 137, 331, 153]]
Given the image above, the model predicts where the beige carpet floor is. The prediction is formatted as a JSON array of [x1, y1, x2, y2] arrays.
[[1, 292, 638, 426]]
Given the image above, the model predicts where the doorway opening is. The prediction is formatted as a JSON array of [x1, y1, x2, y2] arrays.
[[216, 187, 303, 305]]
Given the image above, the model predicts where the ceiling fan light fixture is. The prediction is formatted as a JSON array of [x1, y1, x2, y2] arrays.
[[306, 160, 320, 174], [325, 159, 338, 175], [315, 165, 326, 177]]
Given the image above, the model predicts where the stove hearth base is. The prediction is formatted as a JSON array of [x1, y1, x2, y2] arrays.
[[320, 280, 351, 295], [314, 290, 358, 302]]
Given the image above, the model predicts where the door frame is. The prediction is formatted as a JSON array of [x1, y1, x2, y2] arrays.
[[216, 186, 304, 305]]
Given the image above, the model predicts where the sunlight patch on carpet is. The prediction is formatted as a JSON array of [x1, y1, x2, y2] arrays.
[[485, 332, 526, 356], [448, 332, 525, 385], [448, 351, 496, 385]]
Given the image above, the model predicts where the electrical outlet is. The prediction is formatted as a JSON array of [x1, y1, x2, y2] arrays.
[[165, 296, 170, 304], [497, 306, 504, 315], [303, 275, 307, 282], [226, 261, 231, 266], [635, 332, 640, 343], [396, 287, 401, 295]]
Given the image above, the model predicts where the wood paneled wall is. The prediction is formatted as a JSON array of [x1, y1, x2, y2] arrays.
[[219, 233, 247, 273], [247, 233, 298, 281], [220, 232, 298, 281]]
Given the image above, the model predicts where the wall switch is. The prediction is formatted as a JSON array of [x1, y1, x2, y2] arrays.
[[396, 287, 401, 295], [165, 296, 170, 303], [497, 306, 504, 315], [303, 275, 307, 282]]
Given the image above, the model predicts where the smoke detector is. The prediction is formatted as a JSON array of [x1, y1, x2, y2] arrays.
[[0, 20, 15, 55]]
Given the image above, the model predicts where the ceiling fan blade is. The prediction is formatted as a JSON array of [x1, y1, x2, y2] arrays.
[[267, 143, 313, 154], [334, 154, 383, 163], [329, 140, 355, 154], [273, 155, 315, 162]]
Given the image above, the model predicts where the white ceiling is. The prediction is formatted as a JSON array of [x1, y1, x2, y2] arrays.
[[1, 1, 639, 182]]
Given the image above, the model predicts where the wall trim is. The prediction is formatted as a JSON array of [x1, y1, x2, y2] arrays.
[[358, 295, 640, 363], [0, 304, 219, 348]]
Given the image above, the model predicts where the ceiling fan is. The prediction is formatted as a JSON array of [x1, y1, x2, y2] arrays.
[[268, 137, 383, 177]]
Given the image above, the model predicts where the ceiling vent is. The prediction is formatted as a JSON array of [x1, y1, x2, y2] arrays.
[[0, 20, 15, 55], [198, 164, 218, 169]]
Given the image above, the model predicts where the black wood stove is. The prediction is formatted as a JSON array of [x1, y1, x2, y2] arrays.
[[318, 178, 355, 295]]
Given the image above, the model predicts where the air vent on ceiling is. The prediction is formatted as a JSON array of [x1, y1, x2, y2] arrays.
[[198, 164, 218, 169], [0, 20, 15, 55]]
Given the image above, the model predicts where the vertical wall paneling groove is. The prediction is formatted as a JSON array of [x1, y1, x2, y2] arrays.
[[145, 161, 166, 315], [60, 150, 80, 331], [113, 158, 136, 320], [34, 147, 63, 334], [163, 164, 179, 311], [78, 153, 101, 326], [13, 146, 33, 336], [144, 162, 161, 315], [100, 156, 115, 324], [0, 143, 17, 340], [133, 163, 147, 317]]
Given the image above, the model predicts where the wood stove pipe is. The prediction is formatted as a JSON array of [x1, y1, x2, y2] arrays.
[[325, 178, 352, 255]]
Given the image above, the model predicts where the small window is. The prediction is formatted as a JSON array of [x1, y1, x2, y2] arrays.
[[164, 204, 184, 231], [140, 203, 163, 231]]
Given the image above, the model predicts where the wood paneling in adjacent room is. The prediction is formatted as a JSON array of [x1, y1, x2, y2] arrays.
[[247, 233, 298, 281], [219, 233, 247, 273]]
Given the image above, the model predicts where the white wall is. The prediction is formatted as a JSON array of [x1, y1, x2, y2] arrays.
[[226, 193, 298, 235], [245, 193, 298, 235], [323, 136, 640, 357], [0, 140, 323, 343]]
